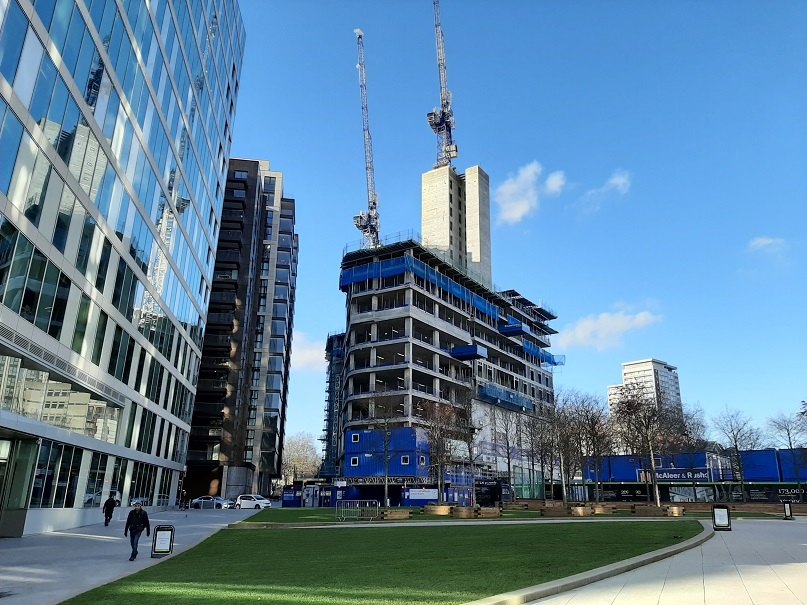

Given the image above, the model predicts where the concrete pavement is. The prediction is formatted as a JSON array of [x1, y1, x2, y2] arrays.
[[0, 507, 260, 605], [525, 516, 807, 605]]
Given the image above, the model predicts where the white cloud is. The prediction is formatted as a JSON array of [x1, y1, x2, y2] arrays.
[[494, 161, 542, 225], [748, 237, 787, 255], [290, 333, 327, 372], [544, 171, 566, 196], [556, 310, 661, 351], [577, 169, 631, 214]]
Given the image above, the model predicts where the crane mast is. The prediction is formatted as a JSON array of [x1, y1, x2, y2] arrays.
[[427, 0, 458, 167], [353, 29, 381, 249]]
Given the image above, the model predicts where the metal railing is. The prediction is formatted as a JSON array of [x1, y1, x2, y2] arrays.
[[335, 499, 380, 521]]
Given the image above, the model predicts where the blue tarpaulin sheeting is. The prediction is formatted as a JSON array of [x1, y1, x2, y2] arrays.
[[341, 256, 500, 322]]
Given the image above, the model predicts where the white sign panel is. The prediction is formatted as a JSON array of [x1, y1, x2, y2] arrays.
[[713, 507, 730, 528], [153, 528, 173, 553], [409, 489, 438, 500]]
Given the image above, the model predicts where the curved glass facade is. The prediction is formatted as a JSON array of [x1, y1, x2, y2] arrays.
[[0, 0, 244, 536]]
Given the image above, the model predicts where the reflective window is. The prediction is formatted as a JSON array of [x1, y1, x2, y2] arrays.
[[20, 249, 47, 323], [0, 1, 27, 84], [4, 234, 33, 314], [0, 217, 19, 302], [35, 262, 60, 332], [71, 292, 90, 353], [47, 272, 71, 339], [91, 310, 107, 365], [0, 109, 24, 195], [52, 189, 75, 253]]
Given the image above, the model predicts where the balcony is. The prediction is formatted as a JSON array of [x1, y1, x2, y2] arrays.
[[218, 231, 243, 248], [209, 291, 236, 306], [206, 312, 234, 327], [212, 270, 238, 284], [215, 250, 241, 266], [204, 334, 232, 350], [196, 378, 230, 391], [221, 210, 245, 226]]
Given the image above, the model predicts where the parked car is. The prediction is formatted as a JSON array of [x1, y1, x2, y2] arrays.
[[234, 494, 272, 509], [129, 497, 151, 506], [190, 495, 235, 509]]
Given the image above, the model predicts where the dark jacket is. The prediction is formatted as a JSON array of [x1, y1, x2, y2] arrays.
[[103, 497, 117, 516], [125, 508, 150, 535]]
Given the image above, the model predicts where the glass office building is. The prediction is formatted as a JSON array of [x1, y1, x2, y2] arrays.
[[0, 0, 244, 536]]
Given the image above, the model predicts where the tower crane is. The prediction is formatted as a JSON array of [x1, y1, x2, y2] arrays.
[[427, 0, 458, 168], [353, 29, 381, 249]]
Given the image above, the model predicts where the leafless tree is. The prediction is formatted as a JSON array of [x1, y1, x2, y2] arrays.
[[369, 398, 405, 507], [711, 406, 765, 502], [424, 401, 455, 504], [281, 432, 321, 486], [767, 411, 807, 503], [576, 394, 613, 503], [610, 382, 679, 506], [553, 388, 585, 503], [522, 412, 553, 499], [489, 407, 520, 491], [452, 386, 484, 506]]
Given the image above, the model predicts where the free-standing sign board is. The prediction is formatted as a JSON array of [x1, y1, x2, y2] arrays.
[[783, 501, 794, 520], [151, 525, 175, 558], [712, 504, 731, 531]]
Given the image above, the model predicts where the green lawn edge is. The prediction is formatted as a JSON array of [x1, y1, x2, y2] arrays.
[[60, 519, 704, 605]]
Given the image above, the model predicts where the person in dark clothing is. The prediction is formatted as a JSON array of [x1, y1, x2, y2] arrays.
[[124, 503, 150, 561], [102, 494, 118, 526]]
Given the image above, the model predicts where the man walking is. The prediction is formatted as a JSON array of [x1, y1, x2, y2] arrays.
[[124, 502, 150, 561], [102, 494, 117, 526]]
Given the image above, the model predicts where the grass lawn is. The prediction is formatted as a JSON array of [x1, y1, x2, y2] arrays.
[[62, 520, 703, 605], [234, 507, 775, 527]]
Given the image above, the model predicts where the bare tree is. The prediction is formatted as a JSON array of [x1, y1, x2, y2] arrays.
[[281, 432, 321, 486], [767, 412, 807, 503], [553, 388, 585, 503], [369, 398, 404, 507], [712, 406, 765, 502], [489, 407, 520, 493], [522, 412, 553, 499], [453, 386, 484, 506], [610, 382, 678, 506], [424, 401, 455, 504], [576, 394, 613, 503]]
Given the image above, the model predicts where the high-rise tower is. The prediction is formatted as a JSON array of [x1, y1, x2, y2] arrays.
[[0, 0, 244, 536]]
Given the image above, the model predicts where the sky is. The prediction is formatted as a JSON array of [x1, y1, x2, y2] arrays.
[[230, 1, 807, 444]]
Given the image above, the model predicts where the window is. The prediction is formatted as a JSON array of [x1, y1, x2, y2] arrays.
[[234, 170, 248, 179], [419, 456, 426, 465], [351, 434, 359, 443], [401, 455, 410, 465], [350, 457, 359, 467]]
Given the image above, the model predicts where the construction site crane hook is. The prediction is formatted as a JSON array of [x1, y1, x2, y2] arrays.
[[427, 0, 458, 168], [353, 29, 381, 249]]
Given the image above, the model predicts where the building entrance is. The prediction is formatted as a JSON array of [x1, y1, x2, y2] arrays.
[[0, 438, 38, 538]]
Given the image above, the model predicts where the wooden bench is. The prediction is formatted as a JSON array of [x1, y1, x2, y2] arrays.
[[421, 504, 453, 516], [592, 504, 617, 514], [381, 509, 412, 520], [452, 507, 478, 519], [478, 507, 502, 518], [502, 502, 529, 511], [541, 507, 570, 517]]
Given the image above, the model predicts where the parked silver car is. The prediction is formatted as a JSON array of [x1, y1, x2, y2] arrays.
[[190, 495, 235, 509]]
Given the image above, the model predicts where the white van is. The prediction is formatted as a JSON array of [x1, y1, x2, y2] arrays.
[[234, 494, 272, 509]]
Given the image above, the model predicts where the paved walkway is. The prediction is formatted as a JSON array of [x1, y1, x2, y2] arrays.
[[527, 517, 807, 605], [0, 508, 260, 605]]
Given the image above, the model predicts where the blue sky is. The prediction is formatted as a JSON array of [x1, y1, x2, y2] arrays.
[[231, 1, 807, 442]]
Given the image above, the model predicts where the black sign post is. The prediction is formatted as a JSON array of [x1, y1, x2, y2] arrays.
[[151, 525, 175, 558], [712, 504, 731, 531], [783, 501, 794, 520]]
